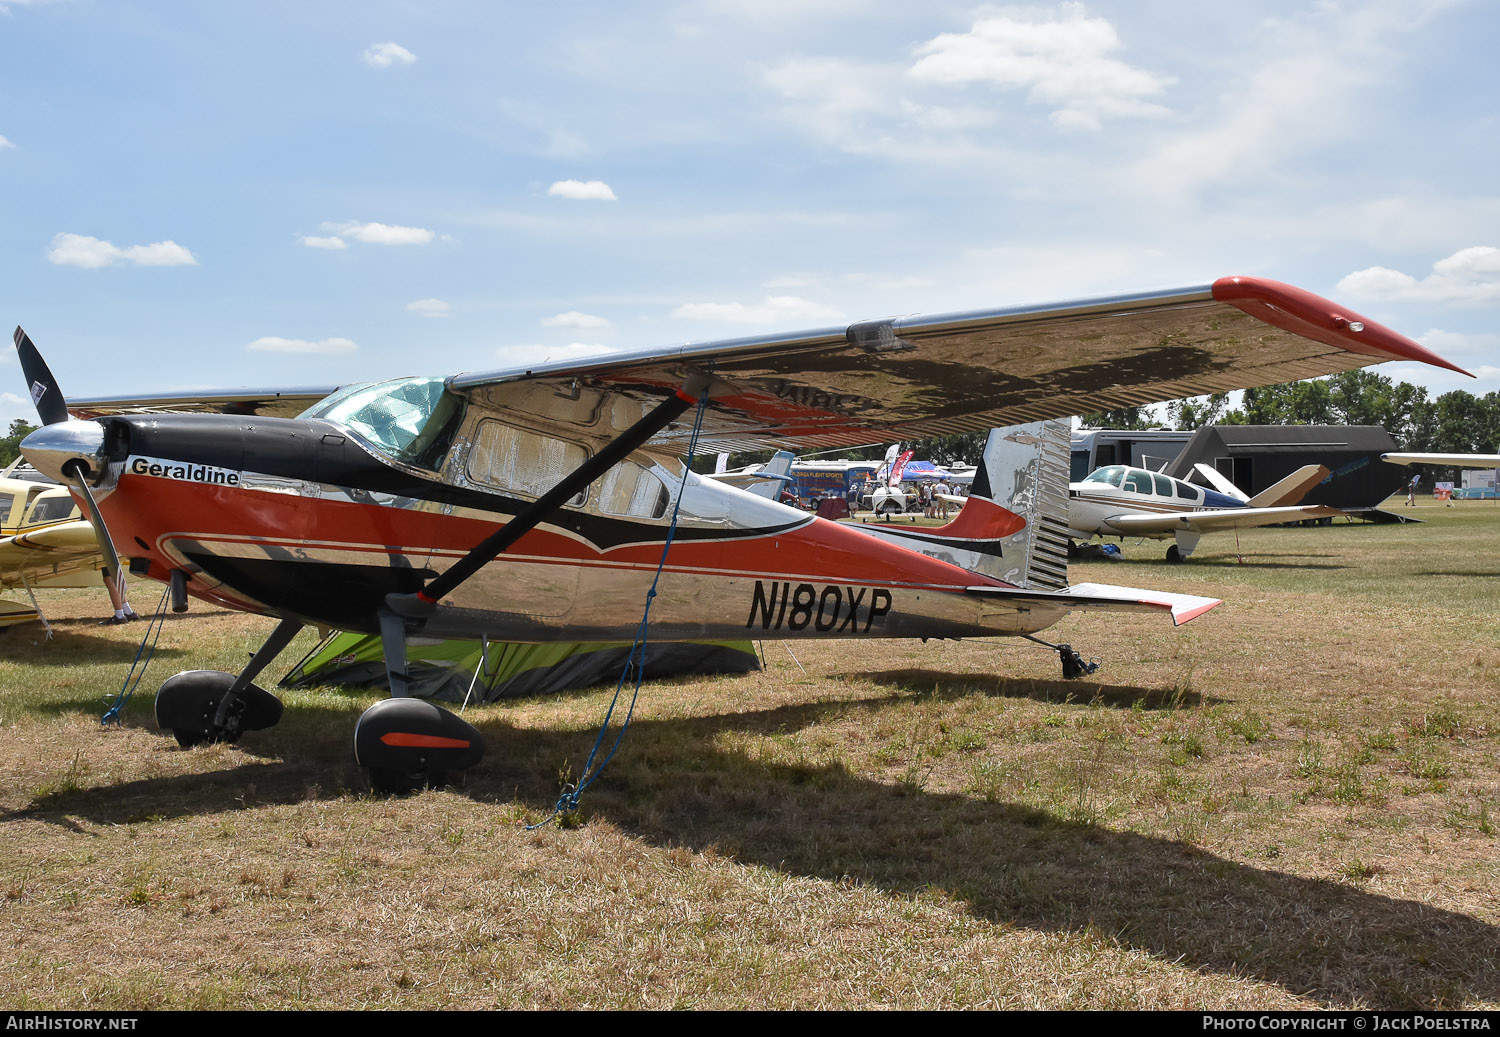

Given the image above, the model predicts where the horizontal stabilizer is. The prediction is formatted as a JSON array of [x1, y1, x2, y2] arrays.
[[1246, 464, 1330, 508], [1192, 463, 1247, 502], [967, 582, 1220, 626]]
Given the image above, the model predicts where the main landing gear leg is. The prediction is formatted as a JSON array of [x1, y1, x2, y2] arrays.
[[1022, 633, 1101, 680], [154, 617, 301, 747], [361, 375, 712, 797]]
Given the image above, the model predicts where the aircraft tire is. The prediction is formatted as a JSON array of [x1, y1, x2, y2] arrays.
[[155, 669, 283, 747], [1165, 544, 1183, 564], [353, 699, 483, 796]]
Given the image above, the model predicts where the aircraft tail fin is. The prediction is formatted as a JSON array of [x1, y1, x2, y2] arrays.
[[964, 420, 1072, 590], [749, 450, 795, 500], [843, 421, 1070, 589], [1245, 464, 1330, 508], [1191, 462, 1249, 502]]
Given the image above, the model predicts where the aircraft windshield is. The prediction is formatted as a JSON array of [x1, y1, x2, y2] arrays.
[[301, 376, 463, 470], [1083, 466, 1126, 487]]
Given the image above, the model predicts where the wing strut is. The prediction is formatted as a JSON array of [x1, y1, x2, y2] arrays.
[[385, 373, 712, 624]]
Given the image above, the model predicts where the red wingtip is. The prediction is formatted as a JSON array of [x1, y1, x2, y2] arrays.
[[1212, 276, 1472, 378]]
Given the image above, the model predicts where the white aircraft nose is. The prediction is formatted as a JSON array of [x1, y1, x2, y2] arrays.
[[20, 419, 107, 484]]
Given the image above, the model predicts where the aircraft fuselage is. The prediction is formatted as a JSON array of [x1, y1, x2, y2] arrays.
[[27, 411, 1066, 644], [1068, 464, 1244, 540]]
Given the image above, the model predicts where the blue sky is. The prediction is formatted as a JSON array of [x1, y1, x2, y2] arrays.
[[2, 0, 1497, 431]]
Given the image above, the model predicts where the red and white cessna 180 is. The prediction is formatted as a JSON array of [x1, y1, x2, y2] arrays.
[[16, 276, 1466, 791]]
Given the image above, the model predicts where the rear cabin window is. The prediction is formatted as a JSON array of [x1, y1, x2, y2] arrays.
[[1153, 474, 1173, 496], [1175, 481, 1203, 504], [596, 462, 669, 519], [24, 495, 75, 524], [467, 420, 588, 505]]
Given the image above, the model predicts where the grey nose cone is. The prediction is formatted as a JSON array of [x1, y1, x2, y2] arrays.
[[21, 419, 107, 484]]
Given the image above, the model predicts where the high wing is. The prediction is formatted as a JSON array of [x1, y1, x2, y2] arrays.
[[446, 276, 1466, 454], [1107, 504, 1343, 536], [51, 278, 1462, 449]]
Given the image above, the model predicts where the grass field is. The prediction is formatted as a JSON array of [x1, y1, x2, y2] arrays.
[[1, 498, 1496, 1009]]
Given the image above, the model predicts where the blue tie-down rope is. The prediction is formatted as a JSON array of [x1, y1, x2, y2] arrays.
[[528, 390, 710, 829], [101, 582, 171, 726]]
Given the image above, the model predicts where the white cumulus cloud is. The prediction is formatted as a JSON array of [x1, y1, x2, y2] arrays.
[[47, 233, 197, 268], [907, 2, 1175, 130], [321, 220, 435, 245], [0, 135, 13, 150], [363, 42, 416, 69], [1337, 247, 1500, 305], [541, 311, 612, 330], [247, 336, 358, 355], [670, 295, 845, 325], [301, 235, 347, 250], [547, 179, 618, 201], [406, 298, 450, 318]]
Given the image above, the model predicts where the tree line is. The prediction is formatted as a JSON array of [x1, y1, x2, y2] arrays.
[[1084, 370, 1500, 454]]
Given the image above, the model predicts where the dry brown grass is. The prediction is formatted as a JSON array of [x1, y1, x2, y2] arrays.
[[0, 498, 1497, 1009]]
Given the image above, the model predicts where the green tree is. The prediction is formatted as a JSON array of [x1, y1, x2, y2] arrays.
[[0, 419, 36, 468], [1079, 407, 1156, 430], [1166, 393, 1231, 431]]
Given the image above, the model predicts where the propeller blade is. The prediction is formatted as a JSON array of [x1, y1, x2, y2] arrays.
[[13, 327, 71, 426], [14, 327, 122, 584], [67, 468, 122, 587]]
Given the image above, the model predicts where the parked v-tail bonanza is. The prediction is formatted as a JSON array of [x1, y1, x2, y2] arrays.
[[1067, 461, 1340, 562], [0, 460, 111, 627], [16, 276, 1467, 792]]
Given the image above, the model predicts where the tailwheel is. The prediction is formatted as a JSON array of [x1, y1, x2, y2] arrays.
[[354, 698, 484, 796], [1058, 644, 1100, 680], [155, 669, 284, 747]]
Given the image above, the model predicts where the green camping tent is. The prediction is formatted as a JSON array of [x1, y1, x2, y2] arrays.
[[281, 633, 760, 702]]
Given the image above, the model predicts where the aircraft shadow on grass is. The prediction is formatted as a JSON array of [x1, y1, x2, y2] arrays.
[[7, 686, 1495, 1009], [1173, 558, 1352, 572], [844, 669, 1217, 709]]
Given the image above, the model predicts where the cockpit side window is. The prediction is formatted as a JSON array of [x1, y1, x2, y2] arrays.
[[1153, 473, 1173, 496], [1123, 471, 1153, 494]]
